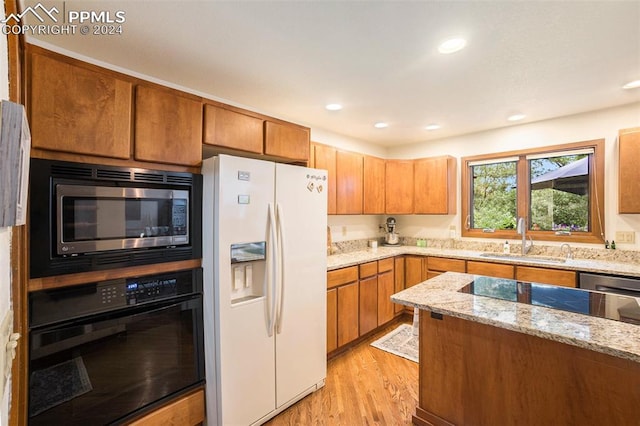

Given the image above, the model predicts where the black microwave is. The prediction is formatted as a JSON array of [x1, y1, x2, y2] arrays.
[[29, 159, 202, 278]]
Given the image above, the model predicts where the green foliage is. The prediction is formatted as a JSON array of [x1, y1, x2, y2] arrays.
[[472, 162, 517, 229], [472, 155, 590, 232], [531, 188, 588, 231]]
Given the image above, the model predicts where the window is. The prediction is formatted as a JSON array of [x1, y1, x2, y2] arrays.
[[461, 139, 605, 243]]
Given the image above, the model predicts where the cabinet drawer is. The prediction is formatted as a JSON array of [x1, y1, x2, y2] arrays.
[[516, 266, 577, 288], [327, 266, 358, 289], [467, 261, 514, 279], [378, 257, 394, 273], [128, 388, 204, 426], [359, 261, 378, 278], [427, 257, 466, 273]]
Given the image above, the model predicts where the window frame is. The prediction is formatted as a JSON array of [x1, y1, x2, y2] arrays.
[[461, 139, 605, 243]]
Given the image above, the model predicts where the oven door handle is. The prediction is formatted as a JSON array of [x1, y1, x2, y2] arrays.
[[29, 298, 195, 360]]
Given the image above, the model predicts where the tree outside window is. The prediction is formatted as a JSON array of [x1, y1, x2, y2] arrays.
[[461, 140, 604, 243]]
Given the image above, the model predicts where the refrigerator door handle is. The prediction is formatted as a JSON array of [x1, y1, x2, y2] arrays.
[[267, 203, 277, 337], [275, 202, 286, 334]]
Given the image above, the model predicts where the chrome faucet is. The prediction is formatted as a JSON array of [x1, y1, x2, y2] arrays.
[[560, 243, 573, 260], [517, 217, 533, 255]]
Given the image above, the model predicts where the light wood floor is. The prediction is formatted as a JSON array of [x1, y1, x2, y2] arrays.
[[265, 321, 419, 425]]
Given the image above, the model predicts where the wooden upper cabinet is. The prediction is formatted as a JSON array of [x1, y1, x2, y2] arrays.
[[414, 156, 457, 214], [28, 48, 132, 159], [619, 127, 640, 213], [313, 143, 337, 214], [385, 160, 414, 214], [363, 156, 386, 214], [336, 150, 363, 214], [134, 85, 202, 166], [264, 121, 310, 162], [203, 104, 263, 154]]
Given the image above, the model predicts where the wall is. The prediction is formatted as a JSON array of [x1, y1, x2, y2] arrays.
[[315, 102, 640, 251], [0, 2, 12, 424]]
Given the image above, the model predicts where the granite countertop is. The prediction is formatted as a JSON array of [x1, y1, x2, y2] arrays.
[[391, 272, 640, 363], [327, 246, 640, 278]]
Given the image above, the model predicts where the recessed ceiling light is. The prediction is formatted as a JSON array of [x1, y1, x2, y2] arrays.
[[425, 124, 441, 131], [622, 80, 640, 90], [438, 37, 467, 54], [507, 113, 526, 122], [325, 103, 343, 111], [374, 122, 388, 129]]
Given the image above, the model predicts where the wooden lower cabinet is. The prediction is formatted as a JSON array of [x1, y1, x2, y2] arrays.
[[415, 311, 640, 426], [327, 288, 338, 353], [327, 266, 359, 350], [516, 266, 577, 287], [394, 257, 405, 314], [327, 257, 401, 354], [359, 276, 378, 336], [466, 260, 514, 279], [127, 388, 204, 425], [426, 257, 466, 276], [337, 282, 359, 347], [405, 256, 425, 288], [377, 270, 395, 325]]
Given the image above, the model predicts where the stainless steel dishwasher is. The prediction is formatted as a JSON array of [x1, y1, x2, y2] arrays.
[[579, 272, 640, 297], [579, 273, 640, 324]]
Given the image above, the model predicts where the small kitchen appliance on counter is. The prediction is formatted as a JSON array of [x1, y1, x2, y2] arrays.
[[383, 217, 400, 246]]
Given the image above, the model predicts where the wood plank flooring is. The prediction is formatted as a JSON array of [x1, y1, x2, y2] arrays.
[[265, 321, 418, 425]]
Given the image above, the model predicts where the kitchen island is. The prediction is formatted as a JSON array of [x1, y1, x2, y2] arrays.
[[392, 272, 640, 426]]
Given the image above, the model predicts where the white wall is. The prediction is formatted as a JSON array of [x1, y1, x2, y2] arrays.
[[314, 103, 640, 249], [0, 2, 12, 423]]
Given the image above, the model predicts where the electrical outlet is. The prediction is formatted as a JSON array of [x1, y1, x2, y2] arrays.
[[615, 231, 635, 244], [341, 226, 347, 236]]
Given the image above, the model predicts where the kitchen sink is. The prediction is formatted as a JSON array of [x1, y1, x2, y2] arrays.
[[479, 252, 566, 264]]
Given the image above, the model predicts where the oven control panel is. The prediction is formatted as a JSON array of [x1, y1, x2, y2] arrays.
[[29, 268, 202, 328], [126, 277, 178, 305]]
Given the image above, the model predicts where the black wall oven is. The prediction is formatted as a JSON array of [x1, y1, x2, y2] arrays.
[[28, 268, 205, 425], [29, 159, 202, 278]]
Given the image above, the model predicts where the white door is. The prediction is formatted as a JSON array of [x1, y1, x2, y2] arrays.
[[274, 163, 327, 406], [215, 155, 277, 425]]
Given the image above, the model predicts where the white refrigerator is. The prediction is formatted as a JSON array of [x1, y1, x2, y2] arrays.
[[202, 154, 327, 425]]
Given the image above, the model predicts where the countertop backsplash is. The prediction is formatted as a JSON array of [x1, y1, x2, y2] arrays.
[[329, 236, 640, 265]]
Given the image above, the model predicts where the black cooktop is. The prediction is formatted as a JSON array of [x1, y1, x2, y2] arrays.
[[460, 276, 640, 325]]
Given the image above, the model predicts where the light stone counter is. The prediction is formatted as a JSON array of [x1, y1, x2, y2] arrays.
[[327, 246, 640, 278], [391, 272, 640, 363]]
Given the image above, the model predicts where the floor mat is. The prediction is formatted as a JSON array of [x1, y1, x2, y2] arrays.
[[370, 323, 418, 363]]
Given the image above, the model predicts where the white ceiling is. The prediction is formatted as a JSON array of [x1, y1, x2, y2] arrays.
[[19, 0, 640, 147]]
